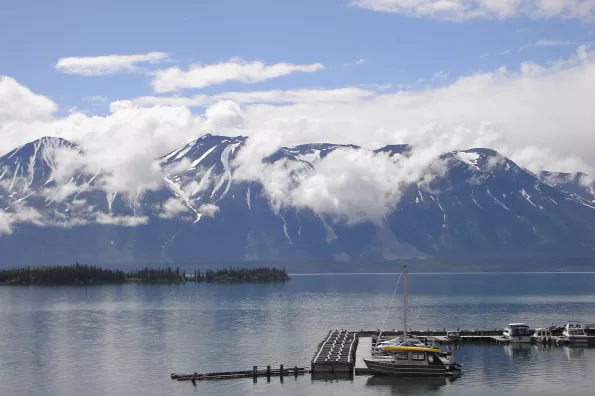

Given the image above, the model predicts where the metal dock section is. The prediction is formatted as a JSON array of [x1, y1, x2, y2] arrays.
[[311, 330, 358, 373], [354, 335, 373, 374]]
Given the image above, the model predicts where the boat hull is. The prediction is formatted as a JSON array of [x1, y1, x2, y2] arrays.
[[363, 359, 456, 377], [566, 336, 589, 343], [504, 335, 532, 343]]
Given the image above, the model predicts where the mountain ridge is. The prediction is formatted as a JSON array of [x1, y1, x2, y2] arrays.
[[1, 134, 595, 267]]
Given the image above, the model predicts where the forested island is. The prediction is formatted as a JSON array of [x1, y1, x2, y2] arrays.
[[0, 263, 290, 285]]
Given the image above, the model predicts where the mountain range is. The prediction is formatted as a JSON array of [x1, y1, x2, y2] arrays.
[[1, 134, 595, 268]]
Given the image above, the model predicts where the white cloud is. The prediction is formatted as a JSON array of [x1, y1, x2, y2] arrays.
[[344, 58, 367, 67], [2, 46, 595, 225], [159, 198, 189, 219], [521, 39, 594, 50], [204, 100, 244, 129], [95, 213, 149, 226], [131, 87, 376, 108], [223, 46, 595, 179], [55, 52, 169, 76], [0, 207, 45, 235], [234, 146, 447, 224], [150, 58, 325, 92], [83, 95, 108, 106], [0, 76, 58, 123], [350, 0, 595, 21], [198, 203, 220, 217], [532, 39, 583, 46]]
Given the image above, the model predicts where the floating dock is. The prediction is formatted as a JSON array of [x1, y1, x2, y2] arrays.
[[171, 366, 308, 382], [172, 328, 595, 382], [310, 330, 358, 373]]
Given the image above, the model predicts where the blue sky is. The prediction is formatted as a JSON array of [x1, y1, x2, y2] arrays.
[[1, 0, 594, 186], [1, 0, 593, 114], [0, 0, 595, 231]]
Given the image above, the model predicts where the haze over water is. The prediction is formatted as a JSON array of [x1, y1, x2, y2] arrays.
[[1, 273, 594, 395]]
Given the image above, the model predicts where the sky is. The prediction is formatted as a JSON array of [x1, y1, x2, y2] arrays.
[[1, 0, 595, 206]]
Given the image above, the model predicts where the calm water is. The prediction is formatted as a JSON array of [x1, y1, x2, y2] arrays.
[[1, 273, 595, 395]]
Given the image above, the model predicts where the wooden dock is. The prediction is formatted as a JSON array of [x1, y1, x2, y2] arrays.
[[172, 328, 595, 384], [310, 330, 358, 373], [171, 366, 308, 382]]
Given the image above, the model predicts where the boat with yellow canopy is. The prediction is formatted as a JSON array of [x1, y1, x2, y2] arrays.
[[364, 265, 462, 377]]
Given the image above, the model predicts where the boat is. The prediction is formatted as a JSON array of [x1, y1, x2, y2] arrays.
[[364, 265, 462, 377], [503, 323, 532, 343], [373, 337, 428, 354], [446, 330, 461, 342], [562, 321, 589, 344], [531, 327, 552, 344]]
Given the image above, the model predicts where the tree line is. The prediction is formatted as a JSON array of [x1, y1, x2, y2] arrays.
[[187, 267, 290, 282], [0, 263, 290, 285]]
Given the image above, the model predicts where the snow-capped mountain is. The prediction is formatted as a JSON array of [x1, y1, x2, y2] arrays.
[[539, 171, 595, 204], [1, 134, 595, 267]]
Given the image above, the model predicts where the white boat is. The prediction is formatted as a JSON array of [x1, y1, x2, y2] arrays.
[[503, 323, 532, 343], [562, 321, 589, 344], [446, 330, 461, 342], [531, 327, 552, 343], [364, 265, 462, 377]]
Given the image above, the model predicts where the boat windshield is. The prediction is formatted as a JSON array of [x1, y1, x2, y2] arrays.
[[509, 326, 531, 336], [568, 329, 585, 335]]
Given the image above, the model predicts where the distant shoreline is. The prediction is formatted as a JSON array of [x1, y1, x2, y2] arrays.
[[0, 264, 291, 286], [288, 271, 595, 275]]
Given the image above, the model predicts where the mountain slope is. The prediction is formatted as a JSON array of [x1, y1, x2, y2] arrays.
[[390, 149, 595, 259], [1, 135, 595, 266]]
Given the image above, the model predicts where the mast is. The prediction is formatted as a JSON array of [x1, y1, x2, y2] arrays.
[[403, 264, 407, 339]]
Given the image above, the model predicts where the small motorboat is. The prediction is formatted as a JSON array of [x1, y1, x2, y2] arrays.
[[531, 327, 553, 344], [562, 321, 589, 344], [446, 330, 461, 342], [503, 323, 532, 343], [364, 345, 462, 377]]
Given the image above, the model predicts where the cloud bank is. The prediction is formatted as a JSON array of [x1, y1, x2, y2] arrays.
[[151, 58, 325, 92], [1, 46, 595, 230], [55, 52, 170, 76], [351, 0, 595, 21]]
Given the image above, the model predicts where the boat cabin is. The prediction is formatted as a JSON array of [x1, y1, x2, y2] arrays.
[[505, 323, 531, 337], [532, 328, 552, 342], [564, 321, 586, 337], [383, 346, 451, 366]]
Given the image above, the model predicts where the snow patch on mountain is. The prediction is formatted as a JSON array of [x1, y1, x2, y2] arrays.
[[456, 151, 481, 170]]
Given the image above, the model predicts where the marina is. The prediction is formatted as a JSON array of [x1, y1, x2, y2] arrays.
[[171, 328, 595, 382], [172, 266, 595, 383]]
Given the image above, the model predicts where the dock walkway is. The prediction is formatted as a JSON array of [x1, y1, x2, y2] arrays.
[[311, 330, 358, 373], [354, 335, 373, 374]]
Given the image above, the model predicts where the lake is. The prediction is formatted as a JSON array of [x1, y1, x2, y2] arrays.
[[1, 272, 594, 395]]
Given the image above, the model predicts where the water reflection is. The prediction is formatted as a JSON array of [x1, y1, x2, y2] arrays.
[[365, 376, 453, 395], [503, 343, 532, 358], [0, 274, 595, 396], [564, 346, 586, 360]]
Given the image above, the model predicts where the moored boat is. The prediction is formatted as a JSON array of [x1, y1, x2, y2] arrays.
[[364, 345, 461, 377], [373, 337, 429, 354], [531, 327, 553, 344], [364, 265, 462, 377], [563, 321, 589, 344], [446, 330, 461, 342], [503, 323, 532, 343]]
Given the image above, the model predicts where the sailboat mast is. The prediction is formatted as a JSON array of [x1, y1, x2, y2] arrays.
[[403, 264, 407, 339]]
